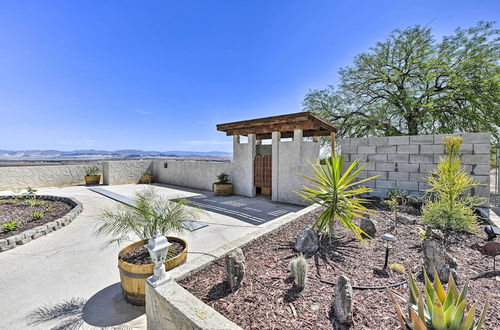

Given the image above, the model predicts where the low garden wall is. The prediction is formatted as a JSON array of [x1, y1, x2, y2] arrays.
[[145, 204, 320, 330], [102, 160, 153, 185], [152, 160, 232, 191], [339, 133, 491, 201], [0, 163, 101, 190]]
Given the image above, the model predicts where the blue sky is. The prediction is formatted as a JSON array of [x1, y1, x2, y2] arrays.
[[0, 1, 498, 152]]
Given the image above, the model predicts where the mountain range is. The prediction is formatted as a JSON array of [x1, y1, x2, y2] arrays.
[[0, 149, 232, 161]]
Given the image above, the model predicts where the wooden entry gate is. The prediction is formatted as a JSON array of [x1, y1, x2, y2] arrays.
[[254, 155, 272, 195]]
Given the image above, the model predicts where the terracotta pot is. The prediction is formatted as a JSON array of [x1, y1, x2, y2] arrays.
[[84, 175, 101, 185], [117, 236, 188, 305], [213, 183, 233, 196]]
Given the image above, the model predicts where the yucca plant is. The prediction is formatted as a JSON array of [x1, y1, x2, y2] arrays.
[[95, 187, 200, 245], [388, 269, 489, 330], [296, 155, 378, 241], [422, 136, 484, 233]]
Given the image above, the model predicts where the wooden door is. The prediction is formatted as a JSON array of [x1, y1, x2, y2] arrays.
[[254, 155, 272, 190]]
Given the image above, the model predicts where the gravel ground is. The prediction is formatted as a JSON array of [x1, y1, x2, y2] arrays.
[[180, 205, 499, 330]]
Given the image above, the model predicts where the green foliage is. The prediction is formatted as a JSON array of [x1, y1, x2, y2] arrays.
[[85, 165, 100, 176], [96, 187, 199, 245], [385, 197, 400, 226], [388, 269, 489, 330], [142, 170, 152, 176], [290, 254, 308, 289], [4, 198, 18, 205], [387, 187, 407, 199], [44, 205, 52, 213], [303, 22, 500, 141], [25, 199, 45, 207], [216, 173, 231, 184], [32, 211, 44, 220], [2, 220, 19, 232], [296, 155, 378, 241], [422, 136, 483, 233]]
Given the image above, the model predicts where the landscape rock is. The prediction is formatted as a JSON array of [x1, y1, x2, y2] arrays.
[[294, 226, 319, 253], [422, 238, 457, 283], [226, 248, 245, 292], [360, 216, 377, 238], [333, 275, 353, 325], [396, 216, 415, 225]]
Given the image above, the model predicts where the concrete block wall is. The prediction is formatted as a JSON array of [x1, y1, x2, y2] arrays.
[[340, 133, 491, 201]]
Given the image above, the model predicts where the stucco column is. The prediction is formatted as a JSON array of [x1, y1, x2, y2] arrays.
[[271, 131, 280, 202], [293, 129, 303, 142], [248, 134, 257, 197]]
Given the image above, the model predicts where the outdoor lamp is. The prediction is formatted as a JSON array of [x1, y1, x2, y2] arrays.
[[381, 233, 397, 270], [145, 231, 172, 287]]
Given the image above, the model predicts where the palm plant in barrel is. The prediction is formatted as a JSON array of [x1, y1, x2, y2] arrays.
[[96, 187, 199, 305], [388, 269, 489, 329], [422, 136, 483, 233], [296, 155, 378, 241]]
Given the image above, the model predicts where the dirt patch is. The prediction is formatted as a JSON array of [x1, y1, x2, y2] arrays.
[[120, 241, 185, 265], [0, 198, 73, 239], [180, 206, 499, 329]]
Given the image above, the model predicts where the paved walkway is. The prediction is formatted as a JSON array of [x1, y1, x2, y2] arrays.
[[0, 184, 302, 330]]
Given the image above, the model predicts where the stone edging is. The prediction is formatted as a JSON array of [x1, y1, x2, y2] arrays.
[[146, 204, 320, 330], [0, 195, 83, 252]]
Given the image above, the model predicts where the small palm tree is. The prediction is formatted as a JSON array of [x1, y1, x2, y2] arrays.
[[95, 187, 200, 245], [296, 155, 378, 241]]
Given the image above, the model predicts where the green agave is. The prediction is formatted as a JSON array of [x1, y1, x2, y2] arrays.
[[388, 269, 489, 330], [295, 155, 378, 241]]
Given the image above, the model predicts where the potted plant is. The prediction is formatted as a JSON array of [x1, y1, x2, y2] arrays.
[[386, 187, 406, 205], [84, 165, 101, 185], [213, 173, 233, 196], [95, 187, 199, 305], [140, 170, 154, 184]]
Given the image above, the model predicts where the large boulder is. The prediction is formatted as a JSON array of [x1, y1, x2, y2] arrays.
[[225, 248, 246, 292], [294, 226, 319, 254], [359, 216, 377, 238], [332, 275, 353, 325], [422, 237, 457, 283]]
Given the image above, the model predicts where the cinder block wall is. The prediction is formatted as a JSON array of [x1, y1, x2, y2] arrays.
[[339, 133, 491, 201]]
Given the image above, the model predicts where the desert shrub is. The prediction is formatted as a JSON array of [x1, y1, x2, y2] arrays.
[[296, 155, 378, 241], [85, 165, 100, 176], [32, 211, 44, 220], [215, 173, 231, 184], [2, 220, 19, 232], [422, 136, 483, 233]]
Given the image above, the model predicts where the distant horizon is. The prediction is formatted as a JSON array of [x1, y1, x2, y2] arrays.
[[1, 1, 498, 152]]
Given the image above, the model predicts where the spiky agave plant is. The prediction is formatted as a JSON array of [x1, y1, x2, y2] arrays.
[[296, 155, 378, 241], [95, 186, 200, 245], [388, 269, 489, 330]]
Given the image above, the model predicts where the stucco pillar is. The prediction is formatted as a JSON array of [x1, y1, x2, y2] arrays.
[[271, 131, 280, 202], [293, 129, 303, 142], [248, 133, 257, 197]]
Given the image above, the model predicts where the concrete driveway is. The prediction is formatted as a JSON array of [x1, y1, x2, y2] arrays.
[[0, 184, 302, 330]]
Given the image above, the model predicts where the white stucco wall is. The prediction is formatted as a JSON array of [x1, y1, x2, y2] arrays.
[[274, 129, 321, 205], [232, 134, 256, 197], [102, 160, 153, 185], [0, 163, 102, 190], [152, 160, 232, 191]]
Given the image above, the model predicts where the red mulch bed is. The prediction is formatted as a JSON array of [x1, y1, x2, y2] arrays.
[[120, 241, 185, 265], [0, 198, 73, 239], [180, 204, 500, 329]]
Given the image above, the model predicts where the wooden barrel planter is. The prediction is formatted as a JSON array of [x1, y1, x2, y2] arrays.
[[84, 175, 101, 185], [118, 236, 188, 305], [140, 174, 154, 184], [213, 183, 233, 196]]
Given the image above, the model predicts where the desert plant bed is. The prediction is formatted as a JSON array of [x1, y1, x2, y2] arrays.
[[0, 196, 74, 239], [180, 204, 499, 329]]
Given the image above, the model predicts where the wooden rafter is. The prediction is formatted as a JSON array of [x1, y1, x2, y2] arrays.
[[216, 112, 336, 138]]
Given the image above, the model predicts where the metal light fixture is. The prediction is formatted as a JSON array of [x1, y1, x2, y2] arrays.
[[145, 230, 172, 287], [381, 233, 396, 270]]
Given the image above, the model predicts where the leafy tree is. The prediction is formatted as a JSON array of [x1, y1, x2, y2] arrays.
[[304, 22, 500, 140]]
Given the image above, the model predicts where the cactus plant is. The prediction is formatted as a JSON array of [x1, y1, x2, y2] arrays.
[[289, 254, 308, 289], [388, 268, 489, 330]]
